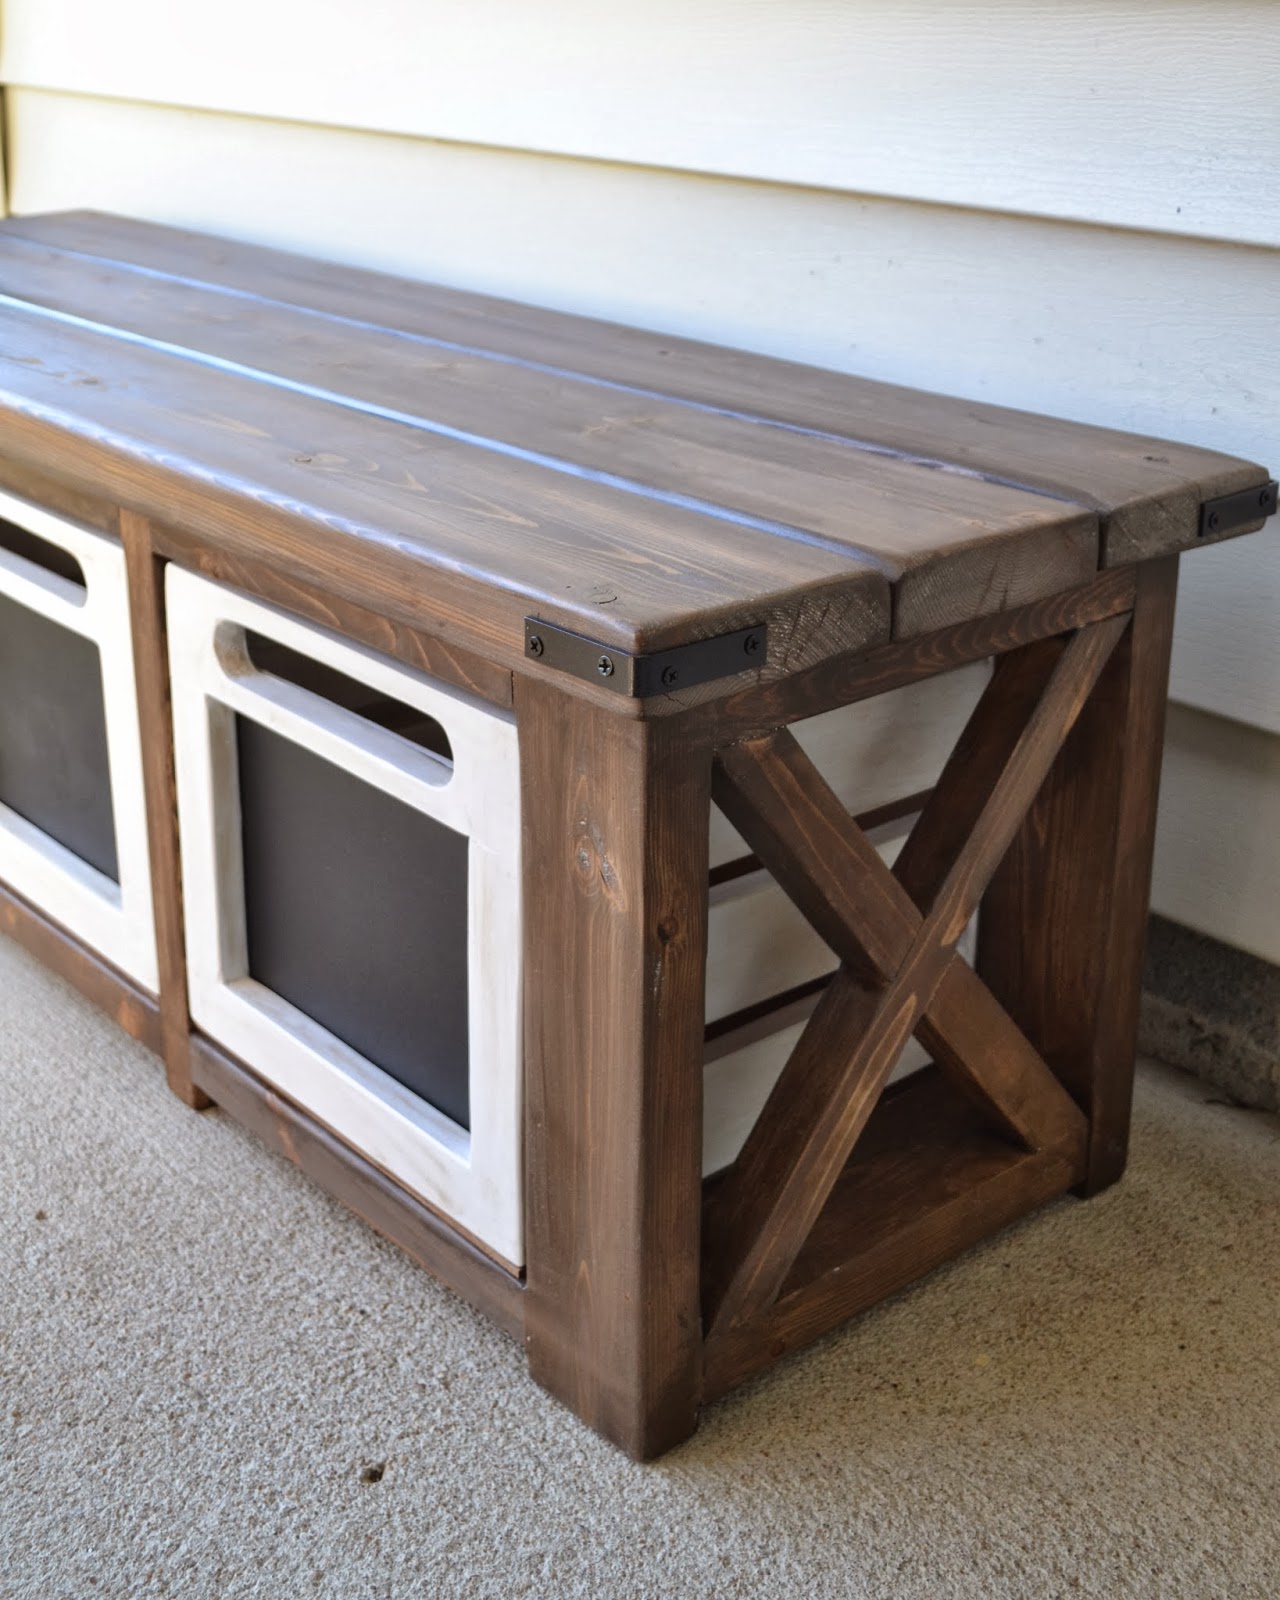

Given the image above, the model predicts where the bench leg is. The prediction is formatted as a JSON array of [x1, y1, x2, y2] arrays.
[[978, 555, 1178, 1194], [121, 510, 211, 1110], [517, 680, 709, 1459]]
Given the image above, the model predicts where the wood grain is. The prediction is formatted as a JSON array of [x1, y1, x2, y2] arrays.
[[518, 678, 710, 1458], [119, 511, 209, 1108], [702, 1068, 1084, 1401], [0, 451, 118, 533], [0, 231, 1100, 638], [0, 298, 890, 677], [690, 566, 1137, 740], [979, 558, 1179, 1192], [0, 206, 1247, 1454], [703, 617, 1123, 1339], [190, 1035, 525, 1339], [892, 637, 1066, 914], [11, 136, 1278, 739], [711, 727, 1087, 1153], [151, 521, 515, 710], [4, 211, 1266, 567]]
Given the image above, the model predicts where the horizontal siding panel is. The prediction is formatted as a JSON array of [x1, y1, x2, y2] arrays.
[[11, 89, 1279, 732], [2, 3, 1280, 248], [1152, 704, 1280, 966], [1169, 524, 1280, 731]]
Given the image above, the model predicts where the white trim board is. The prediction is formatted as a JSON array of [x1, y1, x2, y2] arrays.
[[167, 567, 524, 1266], [0, 487, 158, 991], [3, 2, 1278, 248]]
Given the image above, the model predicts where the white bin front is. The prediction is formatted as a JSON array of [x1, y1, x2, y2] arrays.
[[167, 568, 524, 1266], [0, 488, 157, 991]]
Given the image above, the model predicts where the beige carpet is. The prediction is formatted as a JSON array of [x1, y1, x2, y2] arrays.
[[1, 932, 1277, 1600]]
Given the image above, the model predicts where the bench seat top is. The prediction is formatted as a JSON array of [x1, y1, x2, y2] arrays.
[[0, 211, 1271, 688]]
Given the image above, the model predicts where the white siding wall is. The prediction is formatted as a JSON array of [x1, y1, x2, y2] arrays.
[[3, 4, 1278, 958]]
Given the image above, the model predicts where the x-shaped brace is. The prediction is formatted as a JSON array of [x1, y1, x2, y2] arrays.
[[702, 614, 1129, 1343]]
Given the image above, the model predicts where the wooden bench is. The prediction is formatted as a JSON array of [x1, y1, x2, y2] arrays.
[[0, 210, 1273, 1459]]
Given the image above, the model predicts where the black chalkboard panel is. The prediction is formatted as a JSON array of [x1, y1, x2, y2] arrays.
[[236, 716, 471, 1131], [0, 590, 119, 881]]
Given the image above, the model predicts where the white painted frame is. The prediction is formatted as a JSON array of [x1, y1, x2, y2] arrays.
[[0, 487, 157, 991], [166, 567, 523, 1265]]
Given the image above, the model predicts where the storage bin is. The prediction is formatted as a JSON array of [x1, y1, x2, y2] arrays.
[[0, 488, 157, 990], [166, 569, 523, 1264], [169, 562, 989, 1260]]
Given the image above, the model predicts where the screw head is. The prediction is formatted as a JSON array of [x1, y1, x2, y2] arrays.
[[597, 654, 615, 678], [743, 632, 762, 656], [1262, 489, 1274, 509], [661, 664, 680, 687], [1207, 511, 1221, 532], [527, 634, 545, 658]]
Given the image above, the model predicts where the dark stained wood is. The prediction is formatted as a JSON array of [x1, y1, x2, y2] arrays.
[[151, 521, 515, 710], [711, 728, 1087, 1155], [715, 731, 913, 981], [0, 453, 119, 533], [703, 617, 1123, 1340], [190, 1035, 525, 1339], [0, 302, 890, 684], [9, 210, 1266, 567], [892, 636, 1066, 914], [978, 557, 1180, 1193], [919, 964, 1083, 1159], [0, 210, 1261, 1459], [0, 232, 1100, 639], [689, 565, 1137, 739], [714, 733, 909, 984], [0, 877, 164, 1054], [702, 1069, 1084, 1401], [707, 789, 931, 891], [120, 511, 210, 1109], [518, 678, 710, 1459]]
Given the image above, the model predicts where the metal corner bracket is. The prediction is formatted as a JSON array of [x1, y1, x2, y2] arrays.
[[1199, 480, 1278, 540], [523, 618, 768, 699]]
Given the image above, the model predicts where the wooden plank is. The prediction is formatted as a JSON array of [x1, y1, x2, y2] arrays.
[[702, 1068, 1083, 1401], [4, 211, 1266, 569], [713, 733, 910, 984], [119, 510, 209, 1108], [0, 452, 118, 533], [517, 678, 709, 1459], [708, 788, 929, 891], [688, 566, 1137, 740], [979, 558, 1179, 1192], [0, 876, 163, 1053], [708, 662, 989, 870], [711, 728, 1088, 1154], [189, 1035, 525, 1340], [151, 522, 514, 710], [0, 232, 1101, 638], [892, 638, 1066, 913], [0, 298, 889, 678], [703, 617, 1123, 1337], [10, 113, 1277, 736]]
